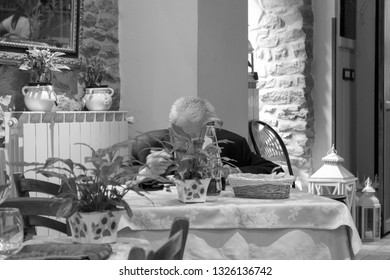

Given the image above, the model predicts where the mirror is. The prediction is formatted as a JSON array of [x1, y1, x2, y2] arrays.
[[0, 0, 83, 65]]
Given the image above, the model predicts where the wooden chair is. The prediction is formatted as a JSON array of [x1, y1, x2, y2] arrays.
[[0, 173, 71, 239], [128, 217, 189, 260], [168, 217, 189, 259], [13, 173, 68, 197], [148, 230, 183, 260], [0, 197, 69, 236], [249, 120, 295, 188]]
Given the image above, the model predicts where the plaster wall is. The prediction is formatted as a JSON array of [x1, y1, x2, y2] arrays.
[[311, 0, 335, 171], [118, 0, 198, 137], [198, 0, 248, 137], [119, 0, 248, 138]]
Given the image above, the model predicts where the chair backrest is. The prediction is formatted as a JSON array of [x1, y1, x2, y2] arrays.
[[168, 217, 189, 260], [0, 196, 69, 238], [13, 173, 66, 197], [128, 217, 189, 260], [6, 173, 70, 238], [249, 120, 295, 185], [127, 230, 183, 260], [149, 230, 183, 260]]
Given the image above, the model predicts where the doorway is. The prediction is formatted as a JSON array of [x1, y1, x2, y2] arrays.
[[378, 0, 390, 235], [334, 0, 384, 233]]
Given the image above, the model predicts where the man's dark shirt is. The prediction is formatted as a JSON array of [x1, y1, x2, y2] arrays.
[[131, 128, 281, 188]]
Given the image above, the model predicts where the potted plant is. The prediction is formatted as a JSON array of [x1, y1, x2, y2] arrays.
[[16, 140, 148, 244], [18, 47, 70, 111], [163, 123, 231, 203], [81, 56, 114, 111]]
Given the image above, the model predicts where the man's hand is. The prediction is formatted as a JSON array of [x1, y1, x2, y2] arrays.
[[144, 150, 173, 175]]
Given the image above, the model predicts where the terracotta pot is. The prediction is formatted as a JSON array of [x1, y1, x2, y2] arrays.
[[173, 178, 211, 203], [68, 210, 123, 244], [83, 87, 114, 111], [22, 84, 57, 112]]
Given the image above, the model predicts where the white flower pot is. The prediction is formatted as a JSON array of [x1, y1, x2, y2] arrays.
[[22, 84, 57, 112], [83, 87, 114, 111], [173, 178, 211, 203], [68, 210, 123, 244]]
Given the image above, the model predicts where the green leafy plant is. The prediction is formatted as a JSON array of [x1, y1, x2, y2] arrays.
[[164, 123, 232, 182], [15, 140, 148, 219], [83, 56, 109, 88], [19, 47, 70, 84], [52, 95, 84, 112]]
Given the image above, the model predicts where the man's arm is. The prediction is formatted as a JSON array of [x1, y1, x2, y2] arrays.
[[218, 129, 282, 174], [130, 129, 172, 188]]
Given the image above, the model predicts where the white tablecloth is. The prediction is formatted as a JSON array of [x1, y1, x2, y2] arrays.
[[118, 187, 362, 259]]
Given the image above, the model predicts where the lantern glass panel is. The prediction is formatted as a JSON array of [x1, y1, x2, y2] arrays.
[[357, 206, 361, 232], [319, 184, 339, 195], [363, 208, 374, 238], [375, 208, 381, 238]]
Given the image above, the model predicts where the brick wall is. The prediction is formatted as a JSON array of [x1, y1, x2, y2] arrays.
[[81, 0, 120, 109], [249, 0, 314, 190]]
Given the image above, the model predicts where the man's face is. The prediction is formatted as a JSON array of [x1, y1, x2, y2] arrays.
[[170, 121, 207, 153], [180, 122, 207, 142]]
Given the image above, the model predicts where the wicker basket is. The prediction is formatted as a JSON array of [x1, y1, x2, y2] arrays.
[[228, 173, 295, 199]]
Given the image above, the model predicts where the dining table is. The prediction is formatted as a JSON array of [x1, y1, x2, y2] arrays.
[[117, 185, 362, 260], [5, 186, 362, 260]]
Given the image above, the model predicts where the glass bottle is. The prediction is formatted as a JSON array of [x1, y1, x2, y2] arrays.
[[205, 122, 223, 195], [0, 208, 24, 259]]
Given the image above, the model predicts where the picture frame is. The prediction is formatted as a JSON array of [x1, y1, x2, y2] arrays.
[[0, 0, 83, 65]]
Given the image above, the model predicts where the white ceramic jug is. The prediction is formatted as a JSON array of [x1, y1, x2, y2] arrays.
[[22, 84, 57, 112], [83, 87, 114, 111]]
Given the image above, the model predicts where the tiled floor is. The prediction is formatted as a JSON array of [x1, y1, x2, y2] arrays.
[[355, 233, 390, 260]]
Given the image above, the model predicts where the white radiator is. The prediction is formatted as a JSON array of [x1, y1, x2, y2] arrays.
[[5, 111, 129, 178], [4, 111, 129, 236]]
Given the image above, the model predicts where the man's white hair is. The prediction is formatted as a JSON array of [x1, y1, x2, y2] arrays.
[[168, 96, 222, 129]]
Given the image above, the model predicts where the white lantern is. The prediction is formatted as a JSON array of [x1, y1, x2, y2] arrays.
[[308, 145, 357, 217], [248, 40, 254, 74], [357, 177, 381, 242], [248, 40, 258, 87]]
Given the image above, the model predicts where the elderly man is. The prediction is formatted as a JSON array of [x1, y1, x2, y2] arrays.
[[131, 96, 283, 188]]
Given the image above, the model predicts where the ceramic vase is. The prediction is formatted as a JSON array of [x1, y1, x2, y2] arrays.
[[22, 84, 57, 112], [68, 210, 123, 244], [83, 87, 114, 111], [173, 178, 211, 203]]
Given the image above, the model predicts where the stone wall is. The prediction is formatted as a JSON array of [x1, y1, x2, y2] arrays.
[[249, 0, 314, 190], [82, 0, 120, 109], [0, 0, 120, 111]]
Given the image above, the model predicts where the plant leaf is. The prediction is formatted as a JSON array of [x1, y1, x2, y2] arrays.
[[116, 198, 132, 218], [52, 198, 77, 218]]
